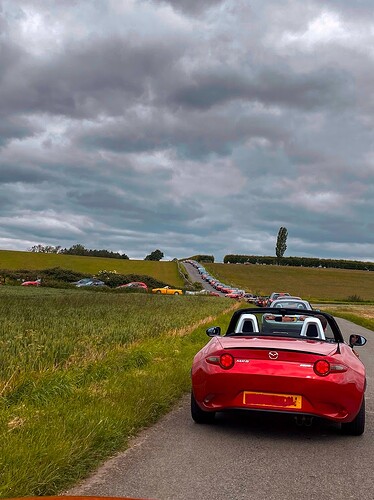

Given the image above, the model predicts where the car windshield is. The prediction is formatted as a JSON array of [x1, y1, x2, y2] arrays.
[[271, 293, 290, 299], [226, 308, 340, 342], [272, 300, 308, 309]]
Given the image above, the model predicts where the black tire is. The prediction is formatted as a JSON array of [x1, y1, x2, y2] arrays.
[[341, 398, 365, 436], [191, 391, 215, 424], [156, 290, 162, 294], [174, 291, 180, 295]]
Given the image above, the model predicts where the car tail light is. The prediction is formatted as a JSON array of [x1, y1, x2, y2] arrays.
[[314, 360, 347, 376], [207, 353, 235, 369], [220, 353, 235, 369], [314, 360, 330, 376]]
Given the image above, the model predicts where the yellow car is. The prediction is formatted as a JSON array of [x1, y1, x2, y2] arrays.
[[152, 286, 183, 295]]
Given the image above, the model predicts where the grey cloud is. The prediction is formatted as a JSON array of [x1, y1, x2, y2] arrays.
[[0, 163, 51, 183], [146, 0, 225, 15], [0, 117, 38, 146], [76, 104, 289, 159], [171, 66, 354, 112], [0, 0, 373, 262], [0, 36, 183, 119]]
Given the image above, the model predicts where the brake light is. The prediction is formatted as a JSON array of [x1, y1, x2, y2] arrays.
[[206, 353, 235, 369], [314, 360, 330, 376], [313, 360, 347, 376], [220, 353, 235, 369]]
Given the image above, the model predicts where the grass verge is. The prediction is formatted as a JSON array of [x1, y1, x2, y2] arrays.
[[325, 306, 374, 331]]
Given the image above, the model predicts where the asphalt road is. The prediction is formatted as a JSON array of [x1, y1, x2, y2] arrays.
[[66, 319, 374, 500], [183, 261, 226, 295]]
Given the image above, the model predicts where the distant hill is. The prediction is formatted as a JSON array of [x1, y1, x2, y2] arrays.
[[0, 250, 185, 288]]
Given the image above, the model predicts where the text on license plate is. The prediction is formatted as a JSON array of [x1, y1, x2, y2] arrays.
[[243, 391, 302, 409]]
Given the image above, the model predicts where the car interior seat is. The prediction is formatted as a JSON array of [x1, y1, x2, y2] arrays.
[[306, 323, 319, 337], [300, 317, 326, 340], [242, 320, 254, 333], [234, 313, 259, 334]]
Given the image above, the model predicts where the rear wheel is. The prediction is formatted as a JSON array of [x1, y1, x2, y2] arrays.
[[341, 398, 365, 436], [156, 290, 162, 294], [191, 391, 215, 424]]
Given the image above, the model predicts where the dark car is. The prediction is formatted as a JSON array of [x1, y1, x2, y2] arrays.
[[255, 296, 268, 307], [76, 279, 105, 287]]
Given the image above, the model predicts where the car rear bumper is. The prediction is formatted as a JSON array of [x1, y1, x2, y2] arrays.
[[192, 372, 364, 423]]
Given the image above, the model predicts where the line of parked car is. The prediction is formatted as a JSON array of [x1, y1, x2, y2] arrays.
[[19, 275, 184, 295], [73, 278, 183, 295], [183, 262, 316, 312], [184, 260, 257, 301]]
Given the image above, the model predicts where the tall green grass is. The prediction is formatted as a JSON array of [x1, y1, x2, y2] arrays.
[[0, 287, 237, 497], [206, 263, 374, 301]]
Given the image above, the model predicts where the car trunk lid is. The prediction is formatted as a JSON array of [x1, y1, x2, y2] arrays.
[[218, 336, 338, 360]]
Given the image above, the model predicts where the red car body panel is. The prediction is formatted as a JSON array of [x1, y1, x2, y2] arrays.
[[191, 311, 366, 425], [225, 292, 242, 298], [117, 282, 148, 289], [21, 280, 40, 286]]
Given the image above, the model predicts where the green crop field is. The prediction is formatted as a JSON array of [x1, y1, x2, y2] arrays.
[[0, 250, 184, 287], [0, 286, 238, 497], [205, 263, 374, 301]]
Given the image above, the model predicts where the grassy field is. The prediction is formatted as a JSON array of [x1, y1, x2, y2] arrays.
[[0, 250, 184, 287], [2, 250, 373, 301], [205, 263, 374, 301], [0, 287, 238, 497]]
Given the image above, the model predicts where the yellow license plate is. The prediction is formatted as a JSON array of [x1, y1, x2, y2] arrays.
[[243, 391, 302, 409]]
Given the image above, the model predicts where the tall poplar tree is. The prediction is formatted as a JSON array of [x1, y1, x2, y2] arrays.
[[275, 227, 288, 264]]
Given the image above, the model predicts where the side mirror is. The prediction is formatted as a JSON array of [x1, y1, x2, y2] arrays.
[[349, 334, 367, 347], [206, 326, 221, 337]]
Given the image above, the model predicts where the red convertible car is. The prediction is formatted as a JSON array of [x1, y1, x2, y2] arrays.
[[21, 279, 41, 286], [117, 281, 148, 290], [191, 307, 367, 435]]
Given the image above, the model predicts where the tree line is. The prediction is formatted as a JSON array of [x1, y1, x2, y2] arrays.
[[223, 254, 374, 271], [28, 244, 164, 261]]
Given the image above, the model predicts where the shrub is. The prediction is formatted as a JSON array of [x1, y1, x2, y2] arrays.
[[40, 267, 88, 282], [346, 294, 364, 302], [0, 267, 87, 284], [41, 279, 76, 289], [189, 254, 215, 263]]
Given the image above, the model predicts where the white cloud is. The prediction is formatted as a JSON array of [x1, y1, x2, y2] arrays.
[[281, 11, 349, 48]]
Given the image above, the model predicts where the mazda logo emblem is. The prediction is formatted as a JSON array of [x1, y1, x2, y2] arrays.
[[269, 351, 279, 360]]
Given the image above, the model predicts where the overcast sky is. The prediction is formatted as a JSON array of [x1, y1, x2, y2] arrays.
[[1, 0, 373, 262]]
